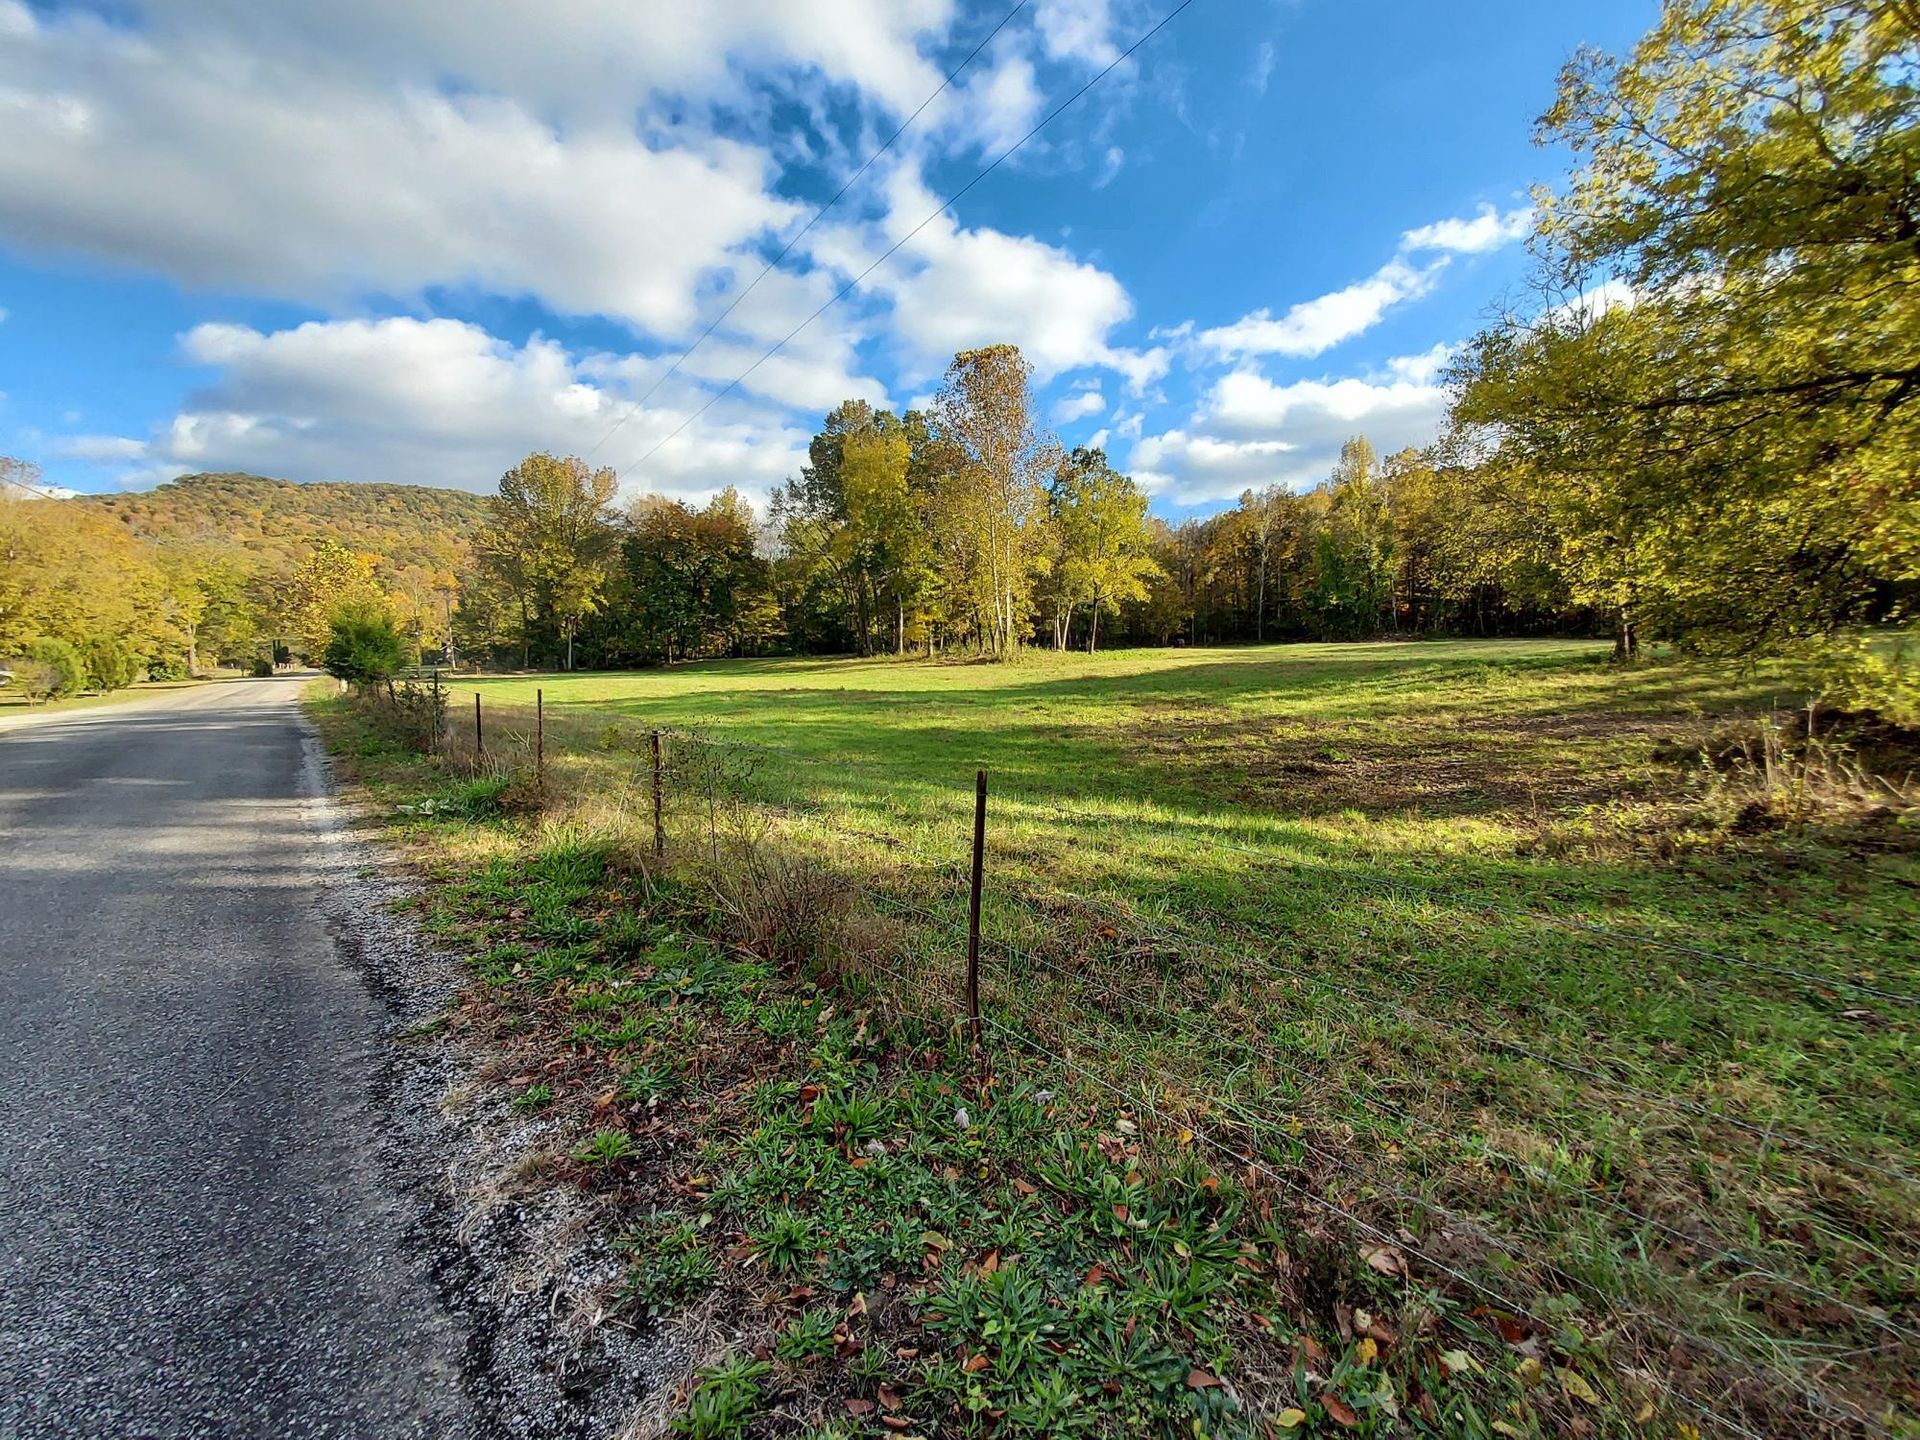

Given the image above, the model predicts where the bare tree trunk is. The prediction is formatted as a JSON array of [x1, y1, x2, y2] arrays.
[[1255, 542, 1267, 643], [1087, 598, 1101, 654]]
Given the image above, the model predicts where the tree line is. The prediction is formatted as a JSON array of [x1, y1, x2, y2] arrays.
[[443, 346, 1581, 672]]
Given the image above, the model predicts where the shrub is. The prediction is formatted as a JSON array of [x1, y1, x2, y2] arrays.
[[323, 605, 409, 686], [80, 633, 140, 692], [248, 656, 275, 678], [146, 655, 190, 682], [18, 638, 85, 701]]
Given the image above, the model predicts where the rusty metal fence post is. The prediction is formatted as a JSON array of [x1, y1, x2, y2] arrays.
[[966, 768, 987, 1053], [536, 687, 544, 784], [474, 692, 484, 758], [650, 729, 665, 860]]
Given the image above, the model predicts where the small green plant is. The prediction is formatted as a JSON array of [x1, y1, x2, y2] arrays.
[[574, 1128, 636, 1165], [748, 1207, 818, 1276], [673, 1353, 769, 1439], [621, 1215, 718, 1317], [512, 1082, 554, 1111], [773, 1306, 839, 1363]]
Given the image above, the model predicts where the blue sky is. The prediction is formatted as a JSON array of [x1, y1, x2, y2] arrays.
[[0, 0, 1652, 513]]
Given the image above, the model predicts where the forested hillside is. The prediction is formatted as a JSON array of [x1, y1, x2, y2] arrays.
[[82, 473, 490, 576], [1, 466, 489, 694]]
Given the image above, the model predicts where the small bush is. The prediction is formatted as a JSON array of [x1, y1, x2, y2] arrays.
[[324, 605, 410, 686], [17, 638, 85, 701], [80, 633, 140, 692], [249, 656, 275, 678]]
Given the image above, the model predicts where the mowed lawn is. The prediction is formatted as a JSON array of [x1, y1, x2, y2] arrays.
[[461, 639, 1918, 1404]]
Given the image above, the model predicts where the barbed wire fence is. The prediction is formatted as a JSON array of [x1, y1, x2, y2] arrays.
[[429, 688, 1917, 1438]]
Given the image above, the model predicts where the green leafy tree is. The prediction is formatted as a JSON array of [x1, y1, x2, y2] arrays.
[[21, 637, 86, 700], [479, 453, 620, 669], [1451, 0, 1920, 655], [79, 633, 140, 691], [934, 346, 1056, 656], [1044, 448, 1161, 652], [323, 606, 410, 686], [272, 541, 388, 659]]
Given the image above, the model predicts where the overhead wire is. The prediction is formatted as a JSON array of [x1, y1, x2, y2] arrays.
[[615, 0, 1204, 485], [580, 0, 1033, 463]]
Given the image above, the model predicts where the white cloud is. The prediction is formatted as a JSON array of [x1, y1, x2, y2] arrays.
[[148, 317, 807, 502], [53, 434, 147, 462], [102, 0, 955, 125], [1544, 278, 1637, 327], [1189, 202, 1532, 366], [843, 163, 1155, 386], [1401, 204, 1532, 255], [1053, 388, 1107, 423], [1197, 258, 1446, 361], [1251, 41, 1277, 93], [1383, 341, 1459, 386], [1129, 368, 1450, 504], [954, 49, 1044, 154], [0, 306, 8, 324], [1036, 0, 1121, 66], [0, 9, 805, 339]]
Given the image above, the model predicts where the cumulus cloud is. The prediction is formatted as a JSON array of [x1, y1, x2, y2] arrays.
[[834, 163, 1159, 387], [1383, 341, 1459, 386], [0, 8, 806, 338], [90, 0, 955, 125], [1197, 259, 1446, 361], [1036, 0, 1121, 66], [954, 50, 1045, 154], [1053, 387, 1107, 423], [1401, 204, 1533, 255], [1190, 202, 1531, 365], [1128, 366, 1450, 504], [90, 317, 810, 501]]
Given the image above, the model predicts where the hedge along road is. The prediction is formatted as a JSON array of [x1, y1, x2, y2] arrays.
[[0, 674, 473, 1439]]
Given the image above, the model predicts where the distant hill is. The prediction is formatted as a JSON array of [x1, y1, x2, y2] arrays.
[[80, 472, 493, 581]]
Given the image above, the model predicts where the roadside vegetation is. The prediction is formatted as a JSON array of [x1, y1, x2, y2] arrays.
[[315, 637, 1916, 1438]]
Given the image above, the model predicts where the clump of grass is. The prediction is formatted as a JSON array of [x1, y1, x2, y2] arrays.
[[1697, 710, 1916, 831]]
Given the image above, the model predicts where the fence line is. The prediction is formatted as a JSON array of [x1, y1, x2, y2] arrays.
[[829, 854, 1913, 1188], [502, 705, 1899, 1001]]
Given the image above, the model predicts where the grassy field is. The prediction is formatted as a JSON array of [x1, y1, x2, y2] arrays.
[[336, 640, 1917, 1436]]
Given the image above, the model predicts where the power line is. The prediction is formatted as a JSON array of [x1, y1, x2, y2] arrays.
[[581, 0, 1032, 465], [618, 0, 1202, 485]]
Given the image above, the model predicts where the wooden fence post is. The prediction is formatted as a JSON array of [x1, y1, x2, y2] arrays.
[[474, 692, 484, 757], [650, 729, 665, 860], [966, 768, 987, 1054]]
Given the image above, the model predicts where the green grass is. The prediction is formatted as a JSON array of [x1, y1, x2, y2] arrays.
[[322, 641, 1919, 1435], [0, 671, 232, 716]]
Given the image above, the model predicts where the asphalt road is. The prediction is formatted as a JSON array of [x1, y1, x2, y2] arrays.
[[0, 677, 473, 1438]]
